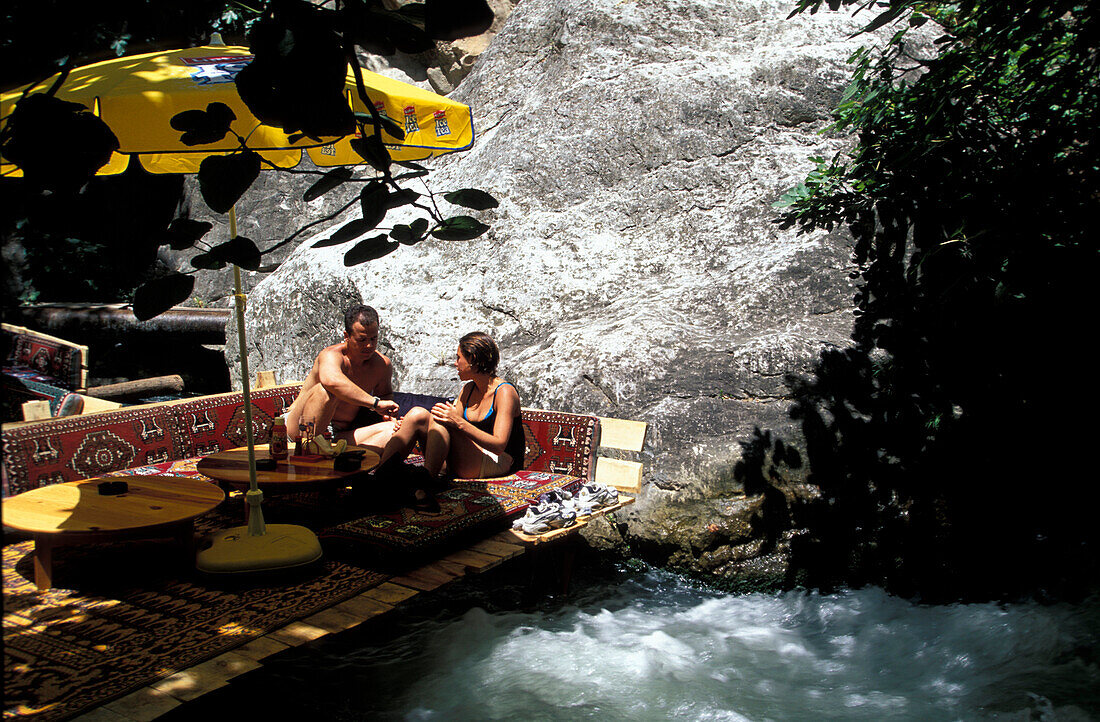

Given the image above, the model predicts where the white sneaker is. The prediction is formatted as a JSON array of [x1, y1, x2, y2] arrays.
[[518, 506, 577, 534], [576, 482, 618, 511], [512, 499, 560, 530]]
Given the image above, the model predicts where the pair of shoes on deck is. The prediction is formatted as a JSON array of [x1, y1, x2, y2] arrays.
[[535, 483, 618, 517], [512, 495, 577, 535], [573, 481, 619, 515]]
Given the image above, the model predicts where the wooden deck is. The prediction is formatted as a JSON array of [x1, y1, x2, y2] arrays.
[[78, 495, 635, 721]]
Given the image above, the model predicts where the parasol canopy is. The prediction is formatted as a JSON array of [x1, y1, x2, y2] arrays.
[[0, 43, 474, 176]]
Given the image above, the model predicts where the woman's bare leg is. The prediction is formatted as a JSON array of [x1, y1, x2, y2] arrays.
[[377, 406, 430, 466], [423, 418, 451, 477]]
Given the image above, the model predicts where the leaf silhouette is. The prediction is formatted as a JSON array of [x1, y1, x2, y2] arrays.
[[344, 234, 398, 266], [443, 188, 499, 210], [303, 167, 354, 202], [133, 274, 195, 321], [431, 215, 490, 241], [198, 151, 261, 214]]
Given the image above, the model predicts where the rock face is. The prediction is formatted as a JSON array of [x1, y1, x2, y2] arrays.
[[227, 0, 913, 579]]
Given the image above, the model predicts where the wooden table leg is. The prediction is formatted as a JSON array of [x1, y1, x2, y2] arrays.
[[33, 535, 55, 591]]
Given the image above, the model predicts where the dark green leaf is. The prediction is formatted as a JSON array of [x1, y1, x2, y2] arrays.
[[855, 3, 911, 36], [390, 217, 429, 245], [394, 169, 430, 182], [166, 219, 213, 250], [208, 236, 262, 271], [387, 188, 421, 209], [431, 215, 490, 241], [356, 111, 406, 142], [191, 252, 227, 270], [170, 102, 236, 146], [443, 188, 499, 210], [0, 93, 119, 191], [390, 224, 414, 243], [198, 151, 262, 214], [133, 274, 195, 321], [330, 218, 376, 245], [351, 134, 392, 175], [303, 167, 355, 202], [344, 234, 398, 265], [360, 181, 390, 229]]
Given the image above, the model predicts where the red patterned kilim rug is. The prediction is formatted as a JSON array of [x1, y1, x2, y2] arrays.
[[2, 504, 388, 721], [321, 470, 586, 559]]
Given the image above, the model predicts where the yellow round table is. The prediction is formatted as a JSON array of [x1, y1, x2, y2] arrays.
[[2, 476, 225, 589]]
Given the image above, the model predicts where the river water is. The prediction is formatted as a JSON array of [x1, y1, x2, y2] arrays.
[[185, 564, 1100, 721]]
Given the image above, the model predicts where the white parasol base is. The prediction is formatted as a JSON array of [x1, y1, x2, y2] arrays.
[[195, 524, 322, 574]]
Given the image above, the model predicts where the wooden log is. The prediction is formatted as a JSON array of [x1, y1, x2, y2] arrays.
[[85, 374, 184, 400]]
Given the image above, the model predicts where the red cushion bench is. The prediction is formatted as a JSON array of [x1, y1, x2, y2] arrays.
[[2, 384, 605, 561]]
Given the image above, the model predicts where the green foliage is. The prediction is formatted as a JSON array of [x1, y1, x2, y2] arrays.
[[754, 1, 1100, 600], [343, 234, 398, 266], [444, 188, 500, 210]]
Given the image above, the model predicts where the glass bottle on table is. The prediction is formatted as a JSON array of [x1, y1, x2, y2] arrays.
[[270, 416, 288, 460]]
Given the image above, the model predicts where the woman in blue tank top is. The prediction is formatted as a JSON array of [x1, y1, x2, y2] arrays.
[[377, 332, 523, 509]]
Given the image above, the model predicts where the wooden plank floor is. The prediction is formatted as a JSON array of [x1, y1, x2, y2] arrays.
[[78, 494, 632, 722]]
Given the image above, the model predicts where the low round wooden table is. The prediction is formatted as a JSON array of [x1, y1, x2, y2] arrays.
[[196, 443, 380, 492], [2, 476, 225, 590]]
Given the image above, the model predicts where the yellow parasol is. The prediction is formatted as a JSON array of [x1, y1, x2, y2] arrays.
[[0, 43, 474, 176], [0, 40, 475, 572]]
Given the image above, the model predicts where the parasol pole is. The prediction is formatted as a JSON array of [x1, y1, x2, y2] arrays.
[[229, 205, 266, 536], [195, 205, 322, 574]]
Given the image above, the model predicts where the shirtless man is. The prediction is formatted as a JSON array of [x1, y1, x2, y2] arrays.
[[284, 304, 400, 453]]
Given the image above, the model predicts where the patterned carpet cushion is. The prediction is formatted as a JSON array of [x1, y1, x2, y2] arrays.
[[517, 408, 599, 479], [3, 328, 86, 390], [321, 470, 585, 560], [1, 404, 187, 498], [168, 385, 299, 458], [105, 462, 585, 561], [1, 372, 67, 422]]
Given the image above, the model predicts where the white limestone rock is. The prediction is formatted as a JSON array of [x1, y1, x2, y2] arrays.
[[224, 0, 929, 554]]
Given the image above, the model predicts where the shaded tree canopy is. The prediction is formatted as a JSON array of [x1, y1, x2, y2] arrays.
[[745, 0, 1099, 601]]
